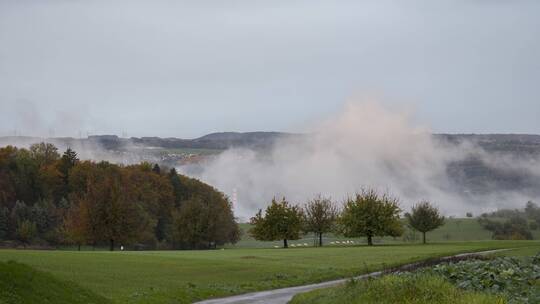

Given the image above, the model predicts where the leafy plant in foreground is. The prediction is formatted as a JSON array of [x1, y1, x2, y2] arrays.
[[414, 254, 540, 304]]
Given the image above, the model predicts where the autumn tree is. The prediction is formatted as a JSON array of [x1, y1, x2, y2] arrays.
[[0, 143, 241, 250], [250, 197, 303, 248], [63, 201, 88, 251], [12, 149, 41, 205], [123, 163, 174, 245], [16, 220, 37, 246], [0, 207, 8, 240], [29, 142, 59, 167], [339, 189, 403, 246], [406, 201, 445, 244], [0, 146, 18, 206], [304, 195, 338, 247], [92, 173, 152, 251], [38, 163, 63, 203], [171, 182, 240, 249]]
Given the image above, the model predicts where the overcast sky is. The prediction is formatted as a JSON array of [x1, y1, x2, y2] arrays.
[[1, 0, 539, 138]]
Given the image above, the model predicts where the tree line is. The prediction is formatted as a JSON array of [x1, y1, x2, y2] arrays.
[[0, 143, 240, 250], [477, 201, 539, 240], [249, 189, 445, 248]]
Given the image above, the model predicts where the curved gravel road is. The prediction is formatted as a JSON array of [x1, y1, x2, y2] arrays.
[[194, 249, 506, 304]]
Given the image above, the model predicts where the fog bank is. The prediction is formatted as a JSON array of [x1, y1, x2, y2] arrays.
[[185, 102, 540, 219]]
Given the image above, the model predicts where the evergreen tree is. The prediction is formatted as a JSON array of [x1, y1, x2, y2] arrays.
[[58, 148, 79, 194], [168, 168, 186, 205]]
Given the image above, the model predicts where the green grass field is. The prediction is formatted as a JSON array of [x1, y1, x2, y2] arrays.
[[0, 241, 538, 303], [2, 217, 539, 303], [230, 218, 540, 248]]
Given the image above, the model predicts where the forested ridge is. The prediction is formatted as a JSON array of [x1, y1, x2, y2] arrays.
[[0, 143, 240, 250], [3, 133, 540, 196]]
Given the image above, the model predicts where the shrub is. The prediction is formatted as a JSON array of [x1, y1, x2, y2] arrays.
[[478, 216, 533, 240]]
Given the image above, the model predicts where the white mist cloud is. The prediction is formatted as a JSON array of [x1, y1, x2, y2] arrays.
[[187, 101, 540, 220]]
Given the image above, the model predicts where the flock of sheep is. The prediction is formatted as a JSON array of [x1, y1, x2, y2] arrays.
[[272, 240, 356, 248]]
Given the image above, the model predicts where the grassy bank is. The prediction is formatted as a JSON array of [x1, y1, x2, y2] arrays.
[[289, 274, 504, 304], [0, 261, 110, 304], [0, 241, 535, 303]]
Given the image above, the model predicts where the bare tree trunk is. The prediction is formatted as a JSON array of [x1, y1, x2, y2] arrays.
[[319, 233, 323, 247], [423, 232, 426, 244], [283, 239, 288, 248], [109, 239, 114, 251], [78, 244, 81, 251], [367, 234, 373, 246]]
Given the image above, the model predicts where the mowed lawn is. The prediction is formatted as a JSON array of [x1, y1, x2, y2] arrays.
[[230, 218, 525, 248], [0, 241, 538, 304]]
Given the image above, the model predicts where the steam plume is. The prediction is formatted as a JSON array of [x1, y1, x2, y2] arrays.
[[186, 102, 540, 219]]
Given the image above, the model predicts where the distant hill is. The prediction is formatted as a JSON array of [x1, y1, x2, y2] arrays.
[[4, 132, 539, 152], [3, 132, 540, 157], [435, 134, 540, 156], [2, 132, 540, 197], [0, 132, 297, 150]]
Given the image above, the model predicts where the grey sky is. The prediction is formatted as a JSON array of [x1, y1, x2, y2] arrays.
[[1, 0, 539, 138]]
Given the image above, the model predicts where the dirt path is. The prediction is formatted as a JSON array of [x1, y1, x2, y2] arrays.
[[194, 249, 506, 304]]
